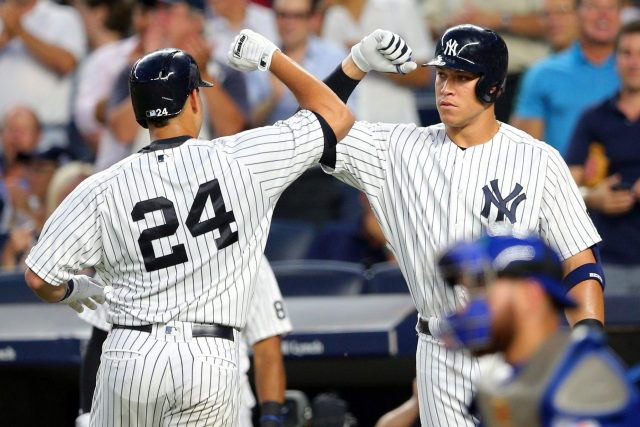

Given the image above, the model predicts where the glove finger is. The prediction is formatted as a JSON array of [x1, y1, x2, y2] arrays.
[[377, 33, 402, 57], [377, 31, 395, 52], [69, 302, 84, 313], [389, 48, 413, 65], [373, 28, 389, 43], [397, 61, 418, 74], [88, 276, 104, 287], [82, 298, 97, 310], [93, 294, 106, 305], [384, 39, 410, 64]]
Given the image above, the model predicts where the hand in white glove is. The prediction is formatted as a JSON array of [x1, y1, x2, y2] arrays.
[[59, 275, 105, 313], [227, 29, 280, 72], [351, 29, 418, 74]]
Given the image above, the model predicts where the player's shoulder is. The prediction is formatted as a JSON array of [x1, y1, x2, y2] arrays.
[[500, 122, 562, 158]]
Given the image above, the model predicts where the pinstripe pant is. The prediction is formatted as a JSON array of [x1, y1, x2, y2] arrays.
[[416, 333, 480, 427], [90, 326, 240, 426]]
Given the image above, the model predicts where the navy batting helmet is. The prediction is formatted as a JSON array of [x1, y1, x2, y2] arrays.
[[129, 48, 213, 128], [426, 24, 508, 104]]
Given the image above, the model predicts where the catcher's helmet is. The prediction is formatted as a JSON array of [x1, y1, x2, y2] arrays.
[[129, 48, 213, 128], [426, 24, 508, 104]]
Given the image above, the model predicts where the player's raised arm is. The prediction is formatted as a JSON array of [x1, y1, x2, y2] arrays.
[[228, 29, 354, 140]]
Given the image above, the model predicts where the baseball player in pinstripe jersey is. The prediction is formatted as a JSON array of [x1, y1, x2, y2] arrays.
[[21, 34, 357, 425], [314, 25, 606, 426], [22, 29, 413, 425]]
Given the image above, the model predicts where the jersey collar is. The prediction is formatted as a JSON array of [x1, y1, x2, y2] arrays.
[[139, 135, 192, 153]]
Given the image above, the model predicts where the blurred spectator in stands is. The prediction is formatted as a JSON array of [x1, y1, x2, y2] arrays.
[[423, 0, 547, 122], [1, 106, 41, 172], [0, 0, 87, 150], [73, 0, 133, 51], [622, 0, 640, 22], [542, 0, 579, 52], [248, 0, 348, 126], [375, 379, 419, 427], [306, 193, 394, 267], [72, 0, 135, 156], [512, 0, 621, 156], [2, 147, 70, 269], [321, 0, 432, 124], [566, 20, 640, 295], [95, 0, 248, 171], [206, 0, 278, 64]]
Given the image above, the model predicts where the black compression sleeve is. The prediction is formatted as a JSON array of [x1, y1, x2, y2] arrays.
[[312, 111, 337, 169], [323, 64, 361, 104]]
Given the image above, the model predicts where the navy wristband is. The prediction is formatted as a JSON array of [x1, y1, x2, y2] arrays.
[[62, 279, 75, 301], [260, 401, 283, 427]]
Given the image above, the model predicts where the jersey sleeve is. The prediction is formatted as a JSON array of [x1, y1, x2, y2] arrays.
[[539, 148, 601, 259], [223, 109, 326, 200], [321, 120, 394, 197], [243, 258, 292, 346], [25, 176, 104, 285]]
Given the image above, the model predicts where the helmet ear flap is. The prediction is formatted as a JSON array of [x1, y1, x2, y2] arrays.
[[476, 75, 506, 104]]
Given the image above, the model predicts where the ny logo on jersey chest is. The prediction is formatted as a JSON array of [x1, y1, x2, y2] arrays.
[[480, 179, 527, 224]]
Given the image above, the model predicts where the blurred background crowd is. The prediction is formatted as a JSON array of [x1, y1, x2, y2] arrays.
[[1, 0, 640, 292], [2, 0, 640, 425]]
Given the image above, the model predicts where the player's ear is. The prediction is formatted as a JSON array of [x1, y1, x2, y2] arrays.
[[188, 89, 200, 114]]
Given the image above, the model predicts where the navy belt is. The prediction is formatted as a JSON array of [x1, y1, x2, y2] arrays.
[[418, 317, 432, 336], [112, 323, 235, 341]]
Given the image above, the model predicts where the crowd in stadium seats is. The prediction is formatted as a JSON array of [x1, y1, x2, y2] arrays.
[[1, 0, 640, 300]]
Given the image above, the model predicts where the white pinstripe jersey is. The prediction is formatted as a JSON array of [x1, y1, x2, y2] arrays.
[[325, 121, 601, 317], [26, 110, 325, 329]]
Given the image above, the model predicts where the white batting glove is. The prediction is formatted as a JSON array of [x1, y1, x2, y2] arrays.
[[351, 29, 417, 74], [59, 275, 105, 313], [228, 29, 280, 72]]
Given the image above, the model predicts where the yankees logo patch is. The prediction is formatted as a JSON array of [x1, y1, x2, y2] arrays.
[[444, 39, 458, 56], [481, 179, 527, 224]]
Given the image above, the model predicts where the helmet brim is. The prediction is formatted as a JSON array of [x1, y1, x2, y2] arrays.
[[423, 55, 485, 75]]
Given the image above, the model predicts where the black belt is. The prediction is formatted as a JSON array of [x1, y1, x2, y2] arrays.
[[418, 317, 431, 336], [112, 323, 235, 341]]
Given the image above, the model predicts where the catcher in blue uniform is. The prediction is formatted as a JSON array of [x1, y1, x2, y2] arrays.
[[437, 232, 640, 427]]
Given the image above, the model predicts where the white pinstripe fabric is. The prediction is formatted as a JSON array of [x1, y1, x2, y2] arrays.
[[325, 120, 601, 426]]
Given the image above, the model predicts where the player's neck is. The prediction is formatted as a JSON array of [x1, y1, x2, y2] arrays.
[[149, 122, 199, 141], [446, 112, 500, 149], [579, 39, 614, 65]]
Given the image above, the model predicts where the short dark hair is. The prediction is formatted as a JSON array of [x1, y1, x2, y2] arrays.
[[615, 19, 640, 51], [82, 0, 134, 36]]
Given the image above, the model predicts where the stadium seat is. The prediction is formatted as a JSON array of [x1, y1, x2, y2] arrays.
[[364, 262, 409, 294], [0, 270, 41, 303], [264, 220, 316, 261], [271, 260, 365, 296]]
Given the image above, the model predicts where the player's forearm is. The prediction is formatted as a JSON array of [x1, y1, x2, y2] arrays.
[[269, 51, 354, 140], [383, 65, 430, 88], [566, 280, 604, 326], [253, 337, 286, 403], [24, 268, 66, 303], [16, 27, 77, 75]]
